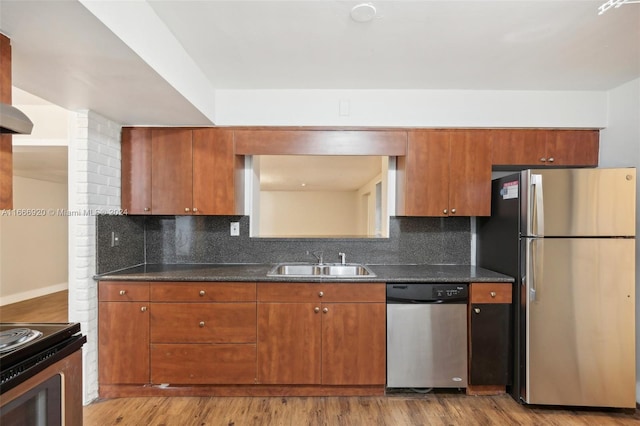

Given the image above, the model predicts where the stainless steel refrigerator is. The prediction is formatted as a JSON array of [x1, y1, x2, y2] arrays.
[[477, 168, 636, 409]]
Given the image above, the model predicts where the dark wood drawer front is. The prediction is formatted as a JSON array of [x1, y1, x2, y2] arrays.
[[150, 303, 256, 343], [257, 283, 384, 303], [99, 281, 149, 302], [470, 283, 512, 304], [150, 282, 256, 302], [151, 344, 256, 384]]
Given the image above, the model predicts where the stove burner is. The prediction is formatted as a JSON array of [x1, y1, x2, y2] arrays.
[[0, 328, 43, 354]]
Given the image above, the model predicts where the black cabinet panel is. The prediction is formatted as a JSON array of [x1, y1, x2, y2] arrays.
[[469, 303, 511, 385]]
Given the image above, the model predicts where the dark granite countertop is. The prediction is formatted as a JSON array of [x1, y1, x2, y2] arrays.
[[95, 263, 514, 283]]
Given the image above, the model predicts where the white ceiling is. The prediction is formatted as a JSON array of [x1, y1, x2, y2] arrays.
[[0, 1, 638, 186], [0, 0, 638, 126]]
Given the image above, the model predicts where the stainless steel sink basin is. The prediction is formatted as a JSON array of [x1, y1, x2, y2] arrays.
[[267, 263, 376, 278]]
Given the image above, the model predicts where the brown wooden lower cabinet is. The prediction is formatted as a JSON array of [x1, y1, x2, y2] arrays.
[[98, 281, 150, 385], [257, 282, 386, 386], [467, 283, 512, 395], [98, 280, 386, 397]]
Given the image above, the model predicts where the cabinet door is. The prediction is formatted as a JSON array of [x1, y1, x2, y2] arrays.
[[448, 130, 492, 217], [469, 303, 511, 385], [98, 301, 149, 384], [321, 303, 386, 385], [492, 129, 546, 166], [545, 130, 599, 166], [192, 128, 241, 215], [257, 303, 321, 384], [121, 127, 152, 214], [151, 128, 193, 214], [398, 130, 450, 216]]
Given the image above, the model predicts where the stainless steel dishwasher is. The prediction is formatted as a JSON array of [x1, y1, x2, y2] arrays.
[[386, 283, 468, 389]]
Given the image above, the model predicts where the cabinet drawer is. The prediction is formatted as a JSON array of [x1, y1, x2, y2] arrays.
[[151, 344, 256, 384], [150, 303, 256, 343], [150, 282, 256, 302], [470, 283, 512, 304], [99, 281, 149, 301], [257, 283, 385, 303]]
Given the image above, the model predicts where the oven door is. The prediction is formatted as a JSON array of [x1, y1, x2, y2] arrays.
[[0, 349, 83, 426], [0, 374, 62, 426]]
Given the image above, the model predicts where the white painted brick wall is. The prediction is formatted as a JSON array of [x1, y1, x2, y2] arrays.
[[68, 110, 121, 404]]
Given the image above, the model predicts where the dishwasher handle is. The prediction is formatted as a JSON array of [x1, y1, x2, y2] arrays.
[[386, 297, 467, 304]]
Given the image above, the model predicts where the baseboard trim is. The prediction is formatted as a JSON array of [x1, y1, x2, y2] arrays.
[[0, 282, 68, 306]]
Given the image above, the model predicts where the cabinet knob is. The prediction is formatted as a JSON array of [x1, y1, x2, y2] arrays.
[[199, 290, 206, 297], [451, 208, 456, 214], [318, 291, 324, 298], [140, 306, 147, 312], [540, 158, 546, 162], [185, 207, 190, 212], [144, 207, 150, 212], [314, 307, 320, 313], [119, 290, 127, 296], [193, 207, 198, 213], [323, 307, 329, 313], [548, 157, 554, 163], [443, 209, 448, 214], [474, 307, 481, 314], [490, 291, 497, 298], [199, 321, 205, 328]]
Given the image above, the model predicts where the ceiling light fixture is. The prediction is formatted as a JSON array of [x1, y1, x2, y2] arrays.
[[350, 3, 377, 23], [598, 0, 640, 15]]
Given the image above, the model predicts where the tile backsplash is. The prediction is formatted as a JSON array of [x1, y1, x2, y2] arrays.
[[96, 215, 470, 274]]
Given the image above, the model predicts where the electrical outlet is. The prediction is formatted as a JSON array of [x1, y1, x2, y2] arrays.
[[230, 222, 240, 236], [111, 232, 120, 247]]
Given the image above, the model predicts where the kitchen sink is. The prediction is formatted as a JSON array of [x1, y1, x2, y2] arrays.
[[267, 263, 376, 278]]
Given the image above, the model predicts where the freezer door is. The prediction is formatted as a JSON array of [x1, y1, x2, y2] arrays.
[[524, 237, 636, 408], [521, 168, 636, 237]]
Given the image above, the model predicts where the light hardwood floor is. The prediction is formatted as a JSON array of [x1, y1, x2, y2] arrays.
[[2, 291, 639, 425]]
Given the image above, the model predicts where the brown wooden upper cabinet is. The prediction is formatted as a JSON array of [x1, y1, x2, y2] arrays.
[[492, 129, 599, 167], [121, 127, 244, 215], [396, 129, 492, 217]]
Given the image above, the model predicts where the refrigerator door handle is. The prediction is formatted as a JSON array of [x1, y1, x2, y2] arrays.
[[529, 239, 542, 302], [531, 174, 544, 236]]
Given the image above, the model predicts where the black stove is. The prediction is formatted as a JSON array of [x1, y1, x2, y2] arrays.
[[0, 323, 86, 393]]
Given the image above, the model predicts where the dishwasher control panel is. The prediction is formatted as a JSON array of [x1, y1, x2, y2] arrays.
[[432, 285, 467, 299], [387, 283, 468, 303]]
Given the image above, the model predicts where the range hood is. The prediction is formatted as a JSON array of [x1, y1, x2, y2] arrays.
[[0, 103, 33, 134]]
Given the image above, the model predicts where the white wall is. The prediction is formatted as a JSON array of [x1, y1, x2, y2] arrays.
[[260, 191, 358, 237], [599, 77, 640, 403], [215, 89, 607, 127], [67, 110, 121, 405], [0, 176, 68, 304]]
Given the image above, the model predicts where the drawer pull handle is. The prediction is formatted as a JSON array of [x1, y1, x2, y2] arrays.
[[323, 307, 329, 313], [199, 290, 205, 297], [490, 291, 497, 298], [318, 291, 324, 298], [140, 306, 147, 312], [199, 321, 205, 328], [474, 308, 481, 314], [314, 307, 320, 313], [119, 290, 126, 296], [144, 207, 150, 212]]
